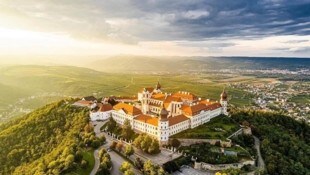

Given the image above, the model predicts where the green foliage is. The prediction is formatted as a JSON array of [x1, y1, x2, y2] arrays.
[[124, 145, 135, 157], [143, 160, 166, 175], [134, 157, 144, 170], [231, 110, 310, 175], [104, 117, 122, 136], [124, 169, 135, 175], [172, 115, 240, 140], [169, 138, 181, 148], [179, 143, 242, 164], [231, 134, 257, 157], [163, 156, 191, 173], [96, 148, 112, 175], [80, 123, 104, 149], [0, 100, 93, 175], [121, 119, 135, 141], [120, 161, 132, 173], [134, 134, 160, 154], [221, 168, 242, 175]]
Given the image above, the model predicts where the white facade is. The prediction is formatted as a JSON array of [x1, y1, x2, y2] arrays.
[[169, 120, 190, 136], [86, 84, 229, 143], [189, 110, 211, 129], [90, 111, 112, 121], [158, 119, 169, 142]]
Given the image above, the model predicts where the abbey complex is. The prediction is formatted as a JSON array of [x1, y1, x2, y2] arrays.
[[75, 82, 228, 143]]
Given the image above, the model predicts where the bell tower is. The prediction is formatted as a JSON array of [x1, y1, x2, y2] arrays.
[[141, 88, 149, 114], [158, 105, 169, 143], [220, 88, 228, 115]]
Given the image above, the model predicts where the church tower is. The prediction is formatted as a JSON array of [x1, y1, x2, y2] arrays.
[[141, 88, 150, 114], [154, 81, 162, 93], [158, 105, 169, 143], [220, 88, 228, 115]]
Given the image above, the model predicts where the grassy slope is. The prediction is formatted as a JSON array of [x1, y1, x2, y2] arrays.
[[67, 149, 95, 175], [172, 115, 240, 140]]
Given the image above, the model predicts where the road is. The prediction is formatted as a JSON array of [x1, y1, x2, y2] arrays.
[[90, 121, 107, 175], [253, 136, 265, 171], [90, 121, 141, 175]]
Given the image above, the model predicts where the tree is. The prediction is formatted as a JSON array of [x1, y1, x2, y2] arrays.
[[91, 140, 101, 148], [148, 139, 160, 154], [143, 160, 166, 175], [124, 169, 135, 175], [124, 145, 134, 157], [110, 141, 117, 149], [98, 148, 107, 159], [134, 134, 160, 154], [121, 119, 134, 141], [169, 138, 181, 148], [99, 135, 106, 144], [84, 124, 93, 133], [120, 161, 132, 173], [106, 117, 117, 133], [81, 160, 88, 168], [134, 157, 144, 170], [116, 142, 123, 152], [64, 154, 75, 169]]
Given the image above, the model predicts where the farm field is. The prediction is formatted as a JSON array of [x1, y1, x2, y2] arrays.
[[0, 65, 253, 122]]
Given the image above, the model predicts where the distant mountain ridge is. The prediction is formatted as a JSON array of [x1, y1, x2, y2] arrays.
[[89, 56, 310, 73]]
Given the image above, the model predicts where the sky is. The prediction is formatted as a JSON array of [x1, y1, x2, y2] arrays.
[[0, 0, 309, 59]]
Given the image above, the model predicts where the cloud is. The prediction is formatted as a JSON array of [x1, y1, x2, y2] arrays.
[[0, 0, 309, 57], [283, 39, 309, 43], [182, 10, 210, 19]]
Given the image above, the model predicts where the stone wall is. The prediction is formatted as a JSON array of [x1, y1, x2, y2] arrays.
[[194, 160, 255, 171], [176, 138, 232, 147]]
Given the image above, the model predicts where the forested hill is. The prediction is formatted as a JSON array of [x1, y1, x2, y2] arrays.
[[0, 100, 91, 175], [231, 110, 310, 175]]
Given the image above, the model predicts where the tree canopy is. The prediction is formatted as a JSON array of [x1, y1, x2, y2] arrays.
[[231, 110, 310, 175], [0, 100, 94, 175]]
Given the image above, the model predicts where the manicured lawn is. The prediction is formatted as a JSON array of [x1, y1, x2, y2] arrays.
[[66, 149, 95, 175], [171, 115, 240, 140]]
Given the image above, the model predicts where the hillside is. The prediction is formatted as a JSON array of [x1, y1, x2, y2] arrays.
[[0, 100, 93, 175], [89, 56, 310, 73], [231, 110, 310, 175]]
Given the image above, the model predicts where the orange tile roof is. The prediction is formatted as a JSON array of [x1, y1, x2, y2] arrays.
[[98, 103, 113, 112], [206, 103, 222, 110], [182, 103, 208, 116], [74, 100, 93, 106], [172, 91, 197, 101], [151, 93, 166, 100], [134, 114, 158, 126], [199, 100, 215, 105], [140, 87, 154, 93], [163, 95, 182, 108], [113, 103, 142, 116], [168, 114, 189, 126]]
